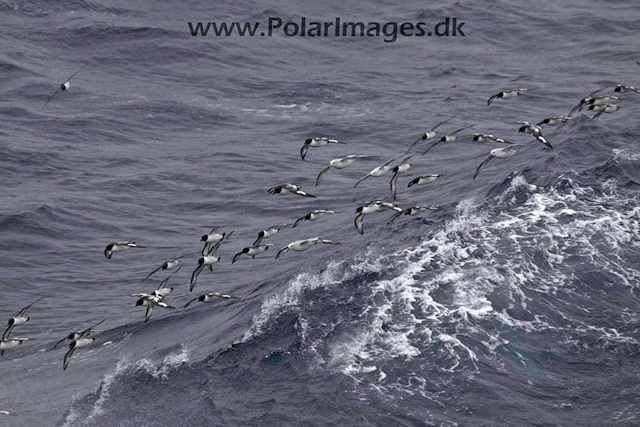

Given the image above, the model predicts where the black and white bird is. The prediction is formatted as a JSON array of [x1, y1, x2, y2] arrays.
[[517, 122, 553, 149], [62, 326, 99, 371], [388, 205, 439, 223], [43, 63, 88, 108], [613, 84, 640, 94], [53, 319, 106, 350], [139, 252, 196, 283], [268, 183, 316, 198], [300, 137, 346, 160], [390, 156, 413, 200], [104, 242, 146, 259], [0, 338, 33, 356], [293, 209, 337, 228], [200, 226, 234, 256], [473, 146, 521, 179], [404, 116, 456, 154], [316, 155, 376, 186], [536, 116, 572, 127], [590, 103, 620, 119], [354, 200, 402, 235], [471, 134, 513, 144], [135, 267, 181, 299], [135, 294, 176, 324], [184, 292, 240, 308], [568, 88, 606, 116], [231, 244, 273, 263], [407, 174, 444, 187], [190, 250, 221, 292], [275, 237, 341, 259], [353, 158, 397, 188], [422, 124, 476, 155], [487, 88, 532, 105], [253, 223, 291, 246], [2, 296, 44, 341]]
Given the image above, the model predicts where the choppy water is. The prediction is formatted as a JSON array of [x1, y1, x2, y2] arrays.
[[1, 0, 640, 426]]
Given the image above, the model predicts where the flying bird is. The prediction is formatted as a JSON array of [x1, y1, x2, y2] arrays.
[[253, 223, 292, 246], [353, 158, 397, 188], [407, 174, 444, 187], [293, 210, 337, 228], [52, 319, 106, 350], [104, 242, 146, 259], [1, 338, 33, 356], [62, 327, 98, 371], [200, 226, 234, 256], [473, 146, 521, 180], [404, 116, 456, 154], [43, 63, 88, 108], [231, 244, 273, 263], [487, 88, 532, 105], [422, 124, 476, 155], [190, 250, 221, 292], [354, 200, 401, 235], [536, 116, 572, 127], [388, 205, 439, 223], [268, 183, 316, 198], [300, 137, 346, 160], [139, 252, 196, 283], [471, 134, 513, 144], [184, 292, 240, 308], [590, 103, 620, 119], [3, 296, 44, 341], [275, 237, 341, 259], [390, 156, 413, 200], [517, 122, 553, 149], [316, 155, 376, 186]]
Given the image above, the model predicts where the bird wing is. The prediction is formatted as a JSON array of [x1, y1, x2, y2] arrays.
[[2, 324, 14, 341], [294, 189, 316, 197], [231, 251, 243, 264], [80, 319, 106, 337], [430, 115, 456, 131], [253, 232, 265, 247], [43, 88, 62, 108], [63, 345, 76, 370], [52, 336, 69, 350], [487, 94, 499, 105], [300, 142, 310, 160], [473, 156, 494, 180], [17, 296, 45, 317], [190, 262, 205, 292], [390, 172, 400, 200], [387, 210, 404, 223], [293, 215, 306, 228], [144, 305, 154, 323], [275, 246, 289, 259], [65, 63, 88, 83], [450, 124, 476, 135], [422, 140, 441, 155], [535, 135, 553, 149], [354, 213, 364, 235], [316, 165, 332, 186], [184, 297, 201, 308]]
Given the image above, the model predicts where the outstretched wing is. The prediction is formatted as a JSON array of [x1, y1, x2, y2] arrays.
[[63, 345, 76, 371], [390, 172, 400, 200], [184, 297, 201, 308], [387, 210, 404, 223], [300, 143, 310, 160], [144, 305, 154, 323], [2, 324, 14, 341], [275, 246, 289, 259], [422, 140, 441, 155], [17, 296, 45, 317], [190, 262, 205, 292], [430, 115, 456, 131], [535, 135, 553, 149], [354, 213, 364, 235], [294, 189, 316, 198], [315, 165, 332, 186], [231, 251, 243, 264], [487, 93, 499, 105], [473, 156, 494, 180]]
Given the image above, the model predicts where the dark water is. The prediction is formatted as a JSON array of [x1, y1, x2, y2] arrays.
[[1, 0, 640, 425]]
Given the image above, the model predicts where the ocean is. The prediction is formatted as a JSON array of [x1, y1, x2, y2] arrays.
[[1, 0, 640, 425]]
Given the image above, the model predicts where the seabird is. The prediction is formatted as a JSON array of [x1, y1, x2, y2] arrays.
[[590, 103, 620, 119], [407, 174, 444, 187], [390, 156, 413, 200], [231, 244, 273, 263], [62, 327, 98, 371], [473, 146, 521, 179], [487, 88, 533, 105], [200, 226, 234, 256], [300, 137, 346, 160], [422, 124, 476, 155], [536, 116, 572, 127], [316, 155, 376, 186], [517, 122, 553, 149], [43, 63, 88, 108], [104, 242, 146, 260], [275, 237, 341, 259], [0, 338, 32, 356], [293, 209, 337, 228], [471, 134, 513, 144], [388, 205, 439, 223], [354, 200, 401, 235], [3, 296, 44, 341], [568, 88, 606, 116], [190, 251, 221, 292], [404, 116, 456, 154], [135, 294, 176, 324], [614, 84, 640, 93], [52, 319, 106, 350], [582, 95, 621, 110], [253, 223, 291, 246], [184, 292, 240, 308], [268, 183, 316, 198], [139, 252, 196, 283], [353, 158, 396, 187]]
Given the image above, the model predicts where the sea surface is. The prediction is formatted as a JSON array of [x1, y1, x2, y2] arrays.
[[1, 0, 640, 426]]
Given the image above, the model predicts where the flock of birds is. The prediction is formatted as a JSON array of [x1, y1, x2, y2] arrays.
[[1, 63, 639, 376]]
